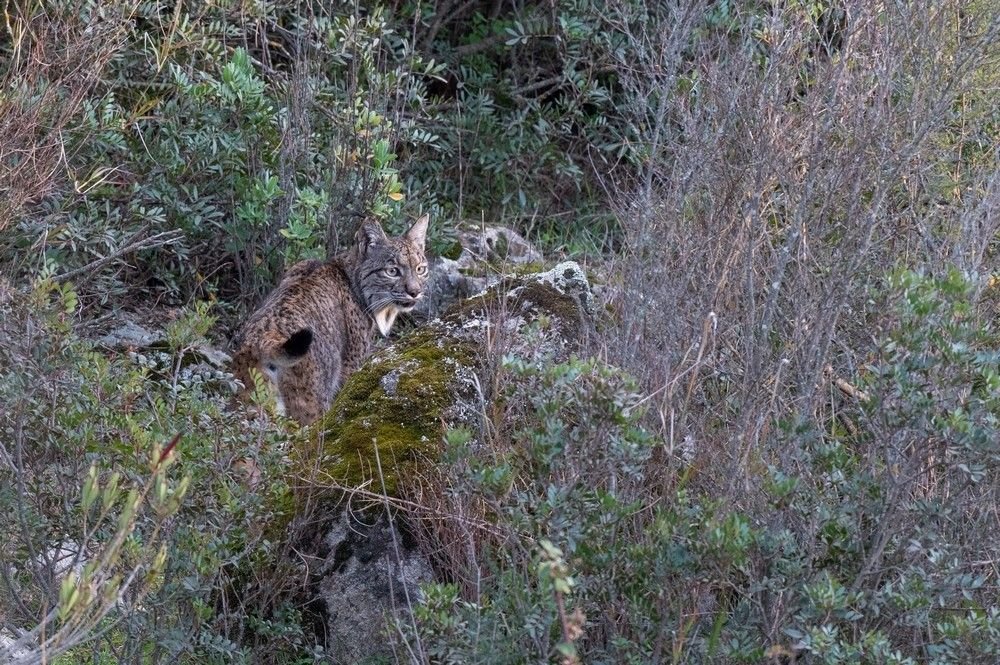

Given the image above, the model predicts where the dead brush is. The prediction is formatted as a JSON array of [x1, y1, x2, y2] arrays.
[[588, 0, 1000, 655], [601, 0, 1000, 495], [0, 1, 137, 238]]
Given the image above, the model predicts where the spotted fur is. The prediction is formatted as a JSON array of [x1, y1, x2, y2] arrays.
[[231, 215, 430, 424]]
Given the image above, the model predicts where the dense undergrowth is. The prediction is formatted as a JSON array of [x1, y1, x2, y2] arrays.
[[1, 0, 999, 663]]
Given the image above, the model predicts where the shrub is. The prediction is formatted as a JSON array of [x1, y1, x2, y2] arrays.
[[0, 279, 318, 663], [395, 270, 1000, 663], [1, 0, 641, 311]]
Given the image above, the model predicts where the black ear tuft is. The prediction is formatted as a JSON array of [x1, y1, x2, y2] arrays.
[[282, 328, 313, 358]]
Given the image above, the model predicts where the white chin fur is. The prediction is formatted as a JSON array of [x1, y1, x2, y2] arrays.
[[374, 306, 401, 336]]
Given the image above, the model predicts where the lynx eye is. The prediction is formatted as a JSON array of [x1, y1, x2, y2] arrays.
[[416, 264, 428, 276], [385, 266, 400, 277]]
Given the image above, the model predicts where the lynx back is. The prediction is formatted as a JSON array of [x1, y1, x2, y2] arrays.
[[231, 215, 430, 424]]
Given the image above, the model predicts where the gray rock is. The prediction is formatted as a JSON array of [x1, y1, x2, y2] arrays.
[[98, 316, 231, 371], [0, 630, 31, 663], [318, 511, 433, 664], [527, 260, 594, 315], [457, 225, 543, 266], [413, 225, 543, 320], [98, 320, 164, 348], [191, 344, 231, 367]]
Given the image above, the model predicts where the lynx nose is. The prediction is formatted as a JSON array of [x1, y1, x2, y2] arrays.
[[405, 283, 421, 299]]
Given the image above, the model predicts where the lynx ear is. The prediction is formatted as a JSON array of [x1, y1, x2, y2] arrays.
[[356, 219, 387, 253], [404, 213, 429, 248]]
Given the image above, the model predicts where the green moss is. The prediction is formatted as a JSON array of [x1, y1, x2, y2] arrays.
[[441, 239, 464, 261], [457, 260, 545, 279], [515, 281, 586, 338], [296, 327, 477, 496], [289, 275, 587, 499]]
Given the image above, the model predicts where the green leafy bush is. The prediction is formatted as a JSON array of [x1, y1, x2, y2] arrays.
[[396, 270, 1000, 663], [1, 0, 643, 309]]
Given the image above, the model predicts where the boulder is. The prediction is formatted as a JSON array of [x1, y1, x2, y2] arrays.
[[414, 224, 543, 320], [295, 261, 592, 663], [317, 511, 434, 662], [457, 224, 543, 267], [98, 319, 165, 348], [98, 314, 232, 368]]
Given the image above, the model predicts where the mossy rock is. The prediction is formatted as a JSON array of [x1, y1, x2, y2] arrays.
[[447, 261, 593, 343], [294, 261, 593, 498], [297, 328, 479, 496], [446, 279, 583, 342]]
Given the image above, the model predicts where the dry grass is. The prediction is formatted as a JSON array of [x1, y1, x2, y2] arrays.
[[378, 7, 1000, 660], [0, 1, 137, 235]]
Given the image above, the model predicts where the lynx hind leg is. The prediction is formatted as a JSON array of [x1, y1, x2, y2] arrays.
[[232, 328, 318, 421], [277, 356, 324, 425]]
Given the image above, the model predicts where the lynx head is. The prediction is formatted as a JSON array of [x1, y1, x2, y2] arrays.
[[354, 213, 430, 336]]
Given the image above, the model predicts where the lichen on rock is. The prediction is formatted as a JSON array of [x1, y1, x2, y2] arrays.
[[527, 260, 594, 316], [317, 510, 434, 663]]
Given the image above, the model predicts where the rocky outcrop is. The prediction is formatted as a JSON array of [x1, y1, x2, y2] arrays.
[[414, 224, 544, 320], [296, 261, 592, 663]]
